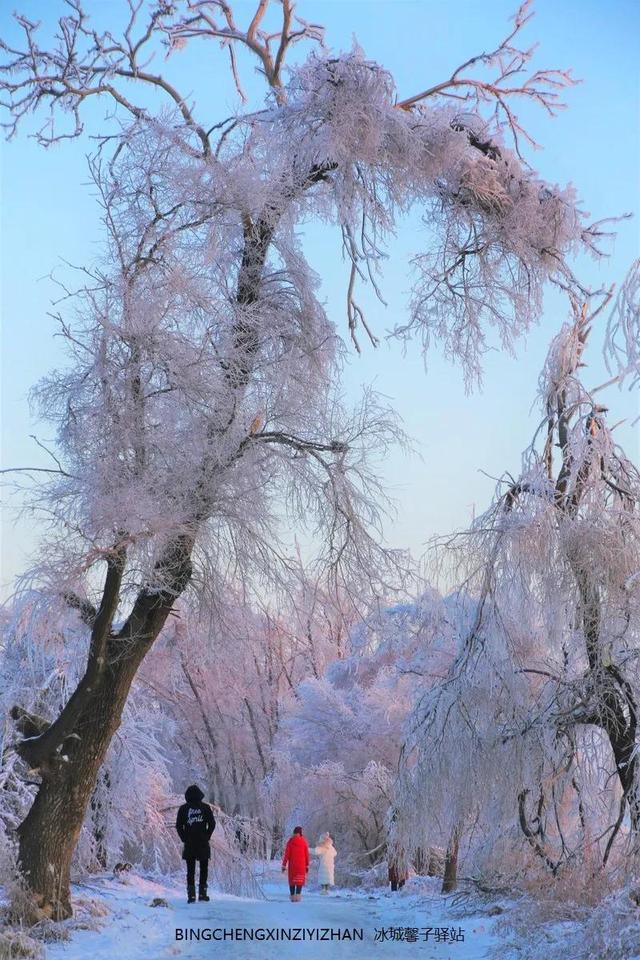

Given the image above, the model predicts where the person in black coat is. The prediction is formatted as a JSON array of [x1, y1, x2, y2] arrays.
[[175, 784, 216, 903]]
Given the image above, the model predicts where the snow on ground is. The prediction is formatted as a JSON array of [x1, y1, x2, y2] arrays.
[[43, 864, 499, 960]]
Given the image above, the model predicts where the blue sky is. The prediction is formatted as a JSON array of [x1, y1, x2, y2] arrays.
[[1, 0, 639, 597]]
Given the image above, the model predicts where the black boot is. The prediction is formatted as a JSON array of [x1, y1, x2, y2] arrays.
[[198, 885, 210, 902], [187, 884, 196, 903]]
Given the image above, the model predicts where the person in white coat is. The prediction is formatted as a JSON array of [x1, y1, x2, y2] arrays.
[[313, 832, 337, 894]]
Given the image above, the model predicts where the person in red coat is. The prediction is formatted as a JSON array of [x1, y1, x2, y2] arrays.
[[281, 826, 310, 901]]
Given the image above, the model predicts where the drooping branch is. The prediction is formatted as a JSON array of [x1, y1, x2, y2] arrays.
[[518, 789, 559, 874], [605, 259, 640, 391]]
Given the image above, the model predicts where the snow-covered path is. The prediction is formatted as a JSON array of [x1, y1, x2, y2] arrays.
[[45, 869, 499, 960]]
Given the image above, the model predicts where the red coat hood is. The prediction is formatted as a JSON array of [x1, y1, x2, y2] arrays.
[[288, 834, 308, 849]]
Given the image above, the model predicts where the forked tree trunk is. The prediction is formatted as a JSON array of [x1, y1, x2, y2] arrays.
[[15, 538, 192, 920], [18, 665, 138, 918]]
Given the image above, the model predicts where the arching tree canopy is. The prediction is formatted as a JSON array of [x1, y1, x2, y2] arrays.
[[0, 0, 631, 925]]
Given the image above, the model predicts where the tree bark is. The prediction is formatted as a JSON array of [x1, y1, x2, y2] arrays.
[[18, 664, 137, 919], [441, 826, 459, 893], [90, 770, 111, 871]]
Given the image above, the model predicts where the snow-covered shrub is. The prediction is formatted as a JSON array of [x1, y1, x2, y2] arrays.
[[497, 885, 640, 960], [0, 930, 45, 960]]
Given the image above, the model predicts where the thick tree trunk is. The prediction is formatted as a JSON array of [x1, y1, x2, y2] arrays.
[[18, 671, 129, 917], [441, 827, 459, 894]]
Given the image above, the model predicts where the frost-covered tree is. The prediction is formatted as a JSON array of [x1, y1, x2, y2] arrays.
[[274, 591, 458, 877], [0, 0, 608, 918], [400, 280, 640, 888]]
